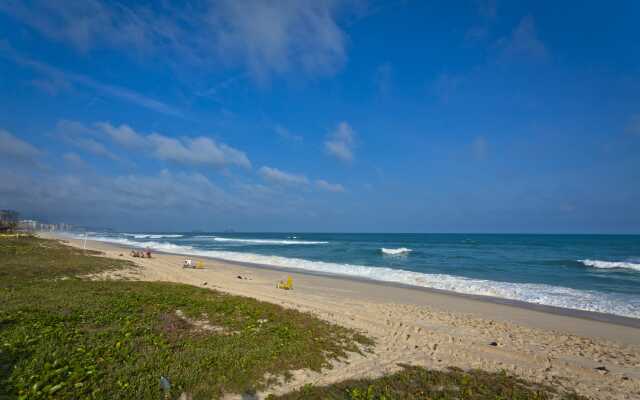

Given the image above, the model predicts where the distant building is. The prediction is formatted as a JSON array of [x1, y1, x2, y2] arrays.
[[6, 214, 76, 232], [39, 223, 56, 231], [57, 223, 73, 231], [19, 220, 37, 231]]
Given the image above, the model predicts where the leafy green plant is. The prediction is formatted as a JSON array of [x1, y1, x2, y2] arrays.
[[271, 364, 588, 400]]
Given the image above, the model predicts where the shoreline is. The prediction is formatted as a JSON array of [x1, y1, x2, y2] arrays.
[[42, 233, 640, 399], [183, 255, 640, 329], [59, 233, 640, 329], [50, 233, 640, 343]]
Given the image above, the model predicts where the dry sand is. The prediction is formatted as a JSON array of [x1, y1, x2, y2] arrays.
[[46, 234, 640, 399]]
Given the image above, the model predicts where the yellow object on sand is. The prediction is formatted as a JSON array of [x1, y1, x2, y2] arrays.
[[277, 276, 293, 290], [195, 261, 204, 269]]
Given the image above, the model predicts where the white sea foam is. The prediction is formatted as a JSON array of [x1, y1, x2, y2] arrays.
[[86, 235, 640, 319], [196, 236, 328, 245], [578, 259, 640, 272], [89, 236, 192, 252], [124, 233, 184, 239], [381, 247, 412, 255]]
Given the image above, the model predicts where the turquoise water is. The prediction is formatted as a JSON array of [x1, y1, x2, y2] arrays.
[[85, 232, 640, 318]]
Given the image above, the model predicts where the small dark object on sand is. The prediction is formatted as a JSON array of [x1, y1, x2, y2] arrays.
[[202, 281, 207, 286], [595, 366, 608, 372], [489, 341, 498, 346], [237, 275, 243, 279]]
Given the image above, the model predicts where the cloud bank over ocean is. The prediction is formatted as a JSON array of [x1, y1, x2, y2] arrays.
[[0, 1, 639, 233]]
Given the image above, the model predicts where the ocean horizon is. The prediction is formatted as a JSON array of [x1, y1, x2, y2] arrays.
[[77, 231, 640, 319]]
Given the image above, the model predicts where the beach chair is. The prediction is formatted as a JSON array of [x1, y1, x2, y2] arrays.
[[195, 261, 204, 269], [183, 259, 193, 268], [277, 276, 293, 290]]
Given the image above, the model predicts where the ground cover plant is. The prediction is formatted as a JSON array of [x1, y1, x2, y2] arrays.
[[270, 364, 588, 400], [0, 236, 372, 399]]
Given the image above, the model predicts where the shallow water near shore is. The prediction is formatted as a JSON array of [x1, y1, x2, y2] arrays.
[[79, 232, 640, 319]]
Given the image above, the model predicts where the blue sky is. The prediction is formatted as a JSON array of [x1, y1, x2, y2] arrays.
[[1, 0, 639, 233]]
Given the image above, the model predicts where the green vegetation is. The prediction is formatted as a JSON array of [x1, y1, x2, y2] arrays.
[[271, 364, 588, 400], [0, 236, 588, 400], [0, 236, 372, 399]]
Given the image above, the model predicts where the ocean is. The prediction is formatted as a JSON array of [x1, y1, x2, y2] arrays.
[[81, 232, 640, 319]]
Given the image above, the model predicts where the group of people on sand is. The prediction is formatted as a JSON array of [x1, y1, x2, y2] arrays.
[[130, 248, 152, 258]]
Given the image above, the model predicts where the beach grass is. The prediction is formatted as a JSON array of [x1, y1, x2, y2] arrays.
[[0, 236, 372, 399], [269, 364, 587, 400]]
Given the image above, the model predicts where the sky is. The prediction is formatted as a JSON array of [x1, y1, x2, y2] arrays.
[[0, 0, 639, 233]]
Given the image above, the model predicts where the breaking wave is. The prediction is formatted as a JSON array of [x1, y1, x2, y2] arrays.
[[88, 236, 192, 252], [86, 235, 640, 319], [578, 259, 640, 272], [195, 236, 328, 245], [381, 247, 412, 255], [124, 234, 184, 239]]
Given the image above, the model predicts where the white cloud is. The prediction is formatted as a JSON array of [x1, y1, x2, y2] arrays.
[[0, 168, 240, 227], [316, 179, 345, 192], [325, 121, 356, 162], [0, 43, 182, 117], [75, 137, 117, 159], [58, 120, 251, 169], [110, 170, 234, 210], [148, 134, 251, 169], [499, 15, 548, 61], [0, 0, 150, 52], [72, 73, 182, 117], [30, 76, 72, 95], [55, 120, 119, 160], [0, 129, 41, 161], [275, 124, 302, 142], [62, 152, 87, 168], [465, 0, 497, 43], [472, 136, 488, 160], [0, 0, 359, 82], [56, 119, 92, 136], [210, 0, 349, 82], [259, 166, 309, 186], [95, 122, 146, 148]]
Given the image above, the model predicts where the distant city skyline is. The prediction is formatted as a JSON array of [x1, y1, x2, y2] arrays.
[[1, 1, 639, 233]]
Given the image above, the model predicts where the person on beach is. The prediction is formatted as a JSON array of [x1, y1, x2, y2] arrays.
[[145, 248, 151, 258]]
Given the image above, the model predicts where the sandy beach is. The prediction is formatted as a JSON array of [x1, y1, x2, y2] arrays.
[[46, 233, 640, 400]]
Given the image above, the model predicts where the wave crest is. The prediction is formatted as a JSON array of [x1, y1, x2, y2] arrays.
[[124, 234, 184, 239], [198, 236, 328, 245], [381, 247, 412, 255], [578, 259, 640, 272]]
